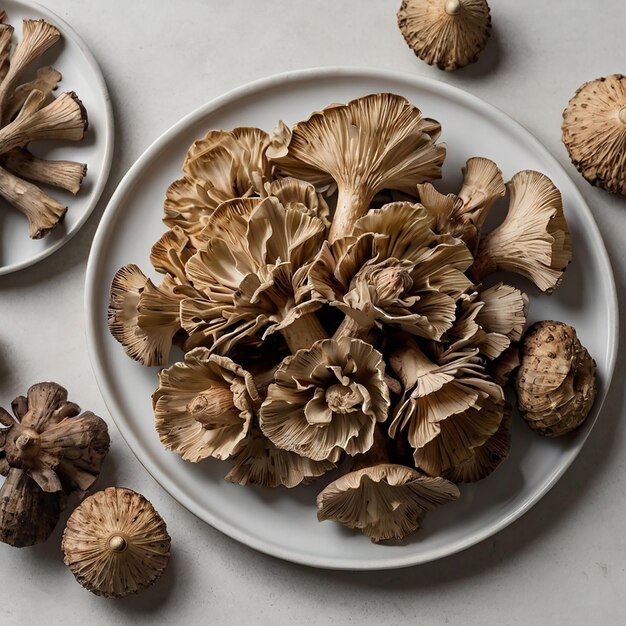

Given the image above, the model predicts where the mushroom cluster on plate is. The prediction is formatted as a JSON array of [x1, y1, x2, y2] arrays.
[[108, 93, 597, 543]]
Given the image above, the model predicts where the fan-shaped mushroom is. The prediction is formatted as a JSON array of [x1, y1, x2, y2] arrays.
[[259, 337, 390, 462], [267, 93, 445, 241], [62, 487, 170, 598], [516, 321, 597, 437], [397, 0, 492, 71], [562, 74, 626, 195], [471, 170, 572, 293]]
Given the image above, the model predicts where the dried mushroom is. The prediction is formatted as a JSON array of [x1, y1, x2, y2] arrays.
[[562, 74, 626, 195], [260, 337, 390, 462], [0, 382, 109, 547], [267, 93, 445, 241], [397, 0, 492, 71], [107, 92, 586, 545], [62, 487, 170, 598], [472, 170, 572, 293], [316, 428, 459, 542], [0, 16, 88, 239], [516, 321, 597, 437]]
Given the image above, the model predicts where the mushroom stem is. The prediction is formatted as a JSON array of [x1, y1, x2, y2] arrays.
[[108, 535, 127, 553], [0, 164, 67, 238], [15, 429, 41, 457], [188, 388, 239, 428], [2, 148, 87, 194], [328, 186, 372, 242], [280, 312, 328, 353], [445, 0, 462, 15], [353, 426, 391, 470], [619, 107, 626, 125], [469, 251, 497, 283]]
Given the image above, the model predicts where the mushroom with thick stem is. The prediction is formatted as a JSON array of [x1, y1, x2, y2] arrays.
[[62, 487, 171, 598], [267, 93, 446, 242], [316, 427, 460, 542], [471, 170, 572, 293], [397, 0, 492, 71], [562, 74, 626, 195]]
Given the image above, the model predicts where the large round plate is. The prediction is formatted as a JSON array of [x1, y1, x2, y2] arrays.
[[0, 0, 113, 275], [85, 68, 618, 570]]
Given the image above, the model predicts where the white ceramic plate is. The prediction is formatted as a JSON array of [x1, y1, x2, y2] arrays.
[[0, 0, 113, 275], [85, 68, 618, 570]]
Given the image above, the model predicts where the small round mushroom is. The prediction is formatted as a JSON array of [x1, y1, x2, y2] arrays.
[[397, 0, 492, 71], [62, 487, 171, 599], [316, 429, 459, 542], [516, 321, 597, 437], [562, 74, 626, 195]]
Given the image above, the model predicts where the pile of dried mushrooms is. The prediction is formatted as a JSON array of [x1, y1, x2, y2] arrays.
[[0, 14, 88, 239], [108, 92, 597, 543]]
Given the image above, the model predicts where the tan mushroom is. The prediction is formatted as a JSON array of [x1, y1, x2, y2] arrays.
[[471, 170, 572, 293], [446, 402, 511, 483], [266, 176, 331, 227], [316, 429, 459, 542], [267, 93, 446, 241], [108, 265, 185, 367], [516, 321, 597, 437], [389, 338, 505, 476], [152, 348, 259, 462], [225, 425, 336, 488], [62, 487, 170, 598], [562, 74, 626, 195], [259, 337, 390, 462], [0, 382, 109, 547], [397, 0, 492, 71]]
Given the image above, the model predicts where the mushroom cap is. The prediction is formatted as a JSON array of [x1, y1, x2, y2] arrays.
[[562, 74, 626, 194], [516, 321, 597, 437], [389, 339, 505, 476], [268, 93, 444, 193], [445, 402, 511, 483], [397, 0, 492, 71], [153, 348, 258, 462], [62, 487, 170, 598], [316, 464, 459, 542], [259, 337, 390, 462], [225, 426, 336, 488], [472, 170, 572, 293], [266, 176, 331, 228]]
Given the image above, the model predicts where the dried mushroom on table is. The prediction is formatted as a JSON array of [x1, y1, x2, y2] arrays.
[[108, 92, 598, 543], [0, 12, 88, 239]]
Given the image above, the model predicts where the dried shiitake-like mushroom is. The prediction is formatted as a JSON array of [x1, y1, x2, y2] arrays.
[[0, 382, 109, 547], [62, 487, 171, 598], [516, 321, 597, 437], [0, 15, 88, 239], [562, 74, 626, 195], [397, 0, 492, 71]]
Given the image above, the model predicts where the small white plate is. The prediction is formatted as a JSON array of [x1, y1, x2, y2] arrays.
[[0, 0, 113, 275], [86, 68, 618, 570]]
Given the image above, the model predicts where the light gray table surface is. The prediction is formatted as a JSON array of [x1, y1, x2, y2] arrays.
[[0, 1, 624, 624]]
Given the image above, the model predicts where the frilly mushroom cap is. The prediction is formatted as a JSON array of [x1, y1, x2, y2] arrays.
[[266, 177, 331, 227], [108, 265, 183, 367], [62, 487, 170, 598], [562, 74, 626, 194], [397, 0, 492, 71], [516, 321, 597, 437], [389, 339, 505, 476], [268, 93, 445, 241], [0, 382, 110, 495], [416, 182, 464, 236], [445, 402, 511, 483], [153, 348, 258, 462], [259, 337, 390, 462], [316, 464, 459, 542], [472, 170, 572, 293], [182, 195, 325, 354], [225, 426, 336, 488]]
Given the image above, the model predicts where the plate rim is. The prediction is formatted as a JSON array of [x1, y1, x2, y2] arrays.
[[0, 0, 115, 276], [85, 66, 619, 570]]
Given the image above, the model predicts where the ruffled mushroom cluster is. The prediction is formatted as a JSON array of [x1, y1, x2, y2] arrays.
[[108, 92, 595, 544]]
